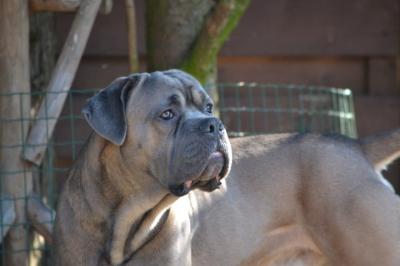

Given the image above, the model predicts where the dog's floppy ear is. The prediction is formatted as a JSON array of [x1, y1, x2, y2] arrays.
[[82, 75, 141, 145]]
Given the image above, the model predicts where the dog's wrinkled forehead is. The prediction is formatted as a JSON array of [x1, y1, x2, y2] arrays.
[[139, 70, 211, 107], [82, 69, 209, 146]]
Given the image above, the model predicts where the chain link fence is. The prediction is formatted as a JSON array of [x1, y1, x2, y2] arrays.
[[0, 83, 356, 265]]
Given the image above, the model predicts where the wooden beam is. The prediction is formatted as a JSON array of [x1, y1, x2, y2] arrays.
[[22, 0, 102, 166], [396, 11, 400, 94], [0, 197, 16, 244], [0, 0, 33, 264], [100, 0, 113, 14], [27, 194, 55, 244], [30, 0, 113, 14], [396, 58, 400, 93], [125, 0, 139, 73], [30, 0, 80, 12]]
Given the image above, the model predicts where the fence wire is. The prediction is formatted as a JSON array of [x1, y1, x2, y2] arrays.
[[0, 83, 356, 265]]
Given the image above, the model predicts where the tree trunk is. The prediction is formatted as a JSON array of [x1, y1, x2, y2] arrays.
[[0, 0, 33, 265], [146, 0, 215, 71], [145, 0, 250, 111]]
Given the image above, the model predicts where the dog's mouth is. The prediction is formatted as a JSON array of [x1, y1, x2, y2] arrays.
[[169, 149, 230, 197]]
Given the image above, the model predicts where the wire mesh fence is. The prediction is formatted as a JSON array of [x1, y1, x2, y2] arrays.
[[218, 83, 356, 138], [0, 83, 356, 265]]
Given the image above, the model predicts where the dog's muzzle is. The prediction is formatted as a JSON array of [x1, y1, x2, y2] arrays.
[[168, 117, 230, 197], [169, 150, 227, 197]]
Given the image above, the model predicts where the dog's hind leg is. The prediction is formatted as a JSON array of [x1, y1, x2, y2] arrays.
[[308, 180, 400, 266]]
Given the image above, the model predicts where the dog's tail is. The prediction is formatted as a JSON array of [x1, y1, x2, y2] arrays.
[[360, 128, 400, 171]]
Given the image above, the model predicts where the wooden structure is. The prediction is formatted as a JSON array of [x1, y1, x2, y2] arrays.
[[0, 1, 399, 264], [23, 0, 103, 165], [0, 0, 108, 264], [55, 0, 400, 186], [0, 1, 32, 264]]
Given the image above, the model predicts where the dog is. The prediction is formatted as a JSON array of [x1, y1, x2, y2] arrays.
[[53, 69, 400, 266]]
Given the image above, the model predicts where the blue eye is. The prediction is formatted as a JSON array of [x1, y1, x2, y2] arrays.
[[160, 110, 175, 120], [206, 103, 213, 113]]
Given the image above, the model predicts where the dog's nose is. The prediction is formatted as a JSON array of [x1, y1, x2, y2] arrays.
[[199, 118, 224, 134]]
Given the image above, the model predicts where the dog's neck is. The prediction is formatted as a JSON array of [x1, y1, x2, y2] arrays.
[[78, 135, 168, 214], [94, 136, 177, 263]]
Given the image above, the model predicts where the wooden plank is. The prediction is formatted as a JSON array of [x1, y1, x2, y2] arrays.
[[218, 56, 366, 93], [30, 0, 113, 14], [368, 58, 397, 95], [22, 0, 103, 166], [125, 0, 139, 73], [54, 0, 146, 56], [53, 0, 398, 57], [69, 57, 145, 88], [354, 96, 400, 137], [221, 0, 399, 56], [0, 0, 33, 264], [30, 0, 80, 12], [396, 58, 400, 92]]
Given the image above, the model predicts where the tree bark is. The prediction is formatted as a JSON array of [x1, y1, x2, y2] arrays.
[[146, 0, 215, 71], [180, 0, 251, 84], [145, 0, 250, 112], [0, 0, 33, 265]]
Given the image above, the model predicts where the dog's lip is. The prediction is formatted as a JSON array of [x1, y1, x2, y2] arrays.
[[217, 146, 230, 180], [188, 150, 227, 187], [200, 151, 224, 179], [170, 147, 229, 196]]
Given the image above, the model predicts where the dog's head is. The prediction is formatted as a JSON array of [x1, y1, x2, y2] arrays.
[[82, 70, 232, 196]]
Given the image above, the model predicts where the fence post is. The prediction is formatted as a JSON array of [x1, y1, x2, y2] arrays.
[[0, 0, 33, 264]]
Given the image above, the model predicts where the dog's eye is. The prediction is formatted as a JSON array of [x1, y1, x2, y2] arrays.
[[160, 110, 175, 120], [205, 103, 213, 114]]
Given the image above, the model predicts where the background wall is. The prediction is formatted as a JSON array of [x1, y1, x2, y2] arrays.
[[54, 0, 400, 188]]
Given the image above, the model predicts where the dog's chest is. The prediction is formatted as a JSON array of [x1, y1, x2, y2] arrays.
[[125, 198, 193, 265]]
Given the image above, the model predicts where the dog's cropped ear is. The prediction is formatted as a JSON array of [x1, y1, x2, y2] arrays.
[[82, 75, 141, 145]]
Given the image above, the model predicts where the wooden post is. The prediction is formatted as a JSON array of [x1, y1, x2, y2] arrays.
[[22, 0, 102, 166], [397, 12, 400, 95], [30, 0, 80, 11], [0, 196, 16, 245], [0, 0, 33, 264], [125, 0, 140, 73], [30, 0, 113, 14]]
